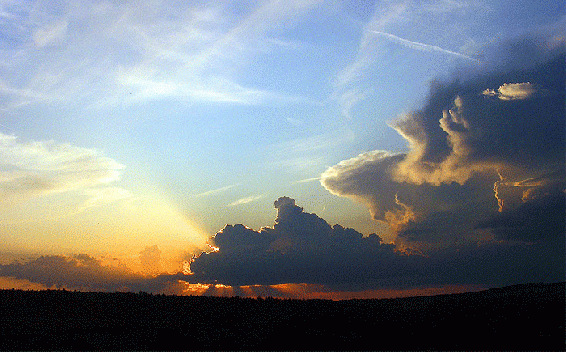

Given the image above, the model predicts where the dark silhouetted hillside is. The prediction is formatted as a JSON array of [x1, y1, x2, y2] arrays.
[[0, 282, 563, 350]]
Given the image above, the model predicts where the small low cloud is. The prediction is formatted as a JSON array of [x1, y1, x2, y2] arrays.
[[0, 254, 139, 291], [482, 82, 539, 100], [0, 253, 191, 294]]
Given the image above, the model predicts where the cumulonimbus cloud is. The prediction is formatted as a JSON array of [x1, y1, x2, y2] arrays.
[[186, 196, 563, 290], [321, 37, 565, 247]]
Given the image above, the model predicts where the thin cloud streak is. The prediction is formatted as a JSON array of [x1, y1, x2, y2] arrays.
[[368, 30, 480, 62], [192, 184, 239, 198], [292, 177, 320, 184], [332, 1, 486, 119], [228, 194, 264, 207]]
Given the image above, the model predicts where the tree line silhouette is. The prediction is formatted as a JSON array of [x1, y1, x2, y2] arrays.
[[0, 282, 563, 350]]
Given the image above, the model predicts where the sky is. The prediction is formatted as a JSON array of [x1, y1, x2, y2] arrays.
[[0, 0, 564, 299]]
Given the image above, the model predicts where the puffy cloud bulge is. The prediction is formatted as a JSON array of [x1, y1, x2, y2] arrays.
[[188, 197, 397, 291], [321, 37, 565, 246]]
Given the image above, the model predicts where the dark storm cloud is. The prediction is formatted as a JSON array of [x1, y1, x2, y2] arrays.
[[321, 36, 565, 246], [185, 38, 565, 290], [188, 196, 403, 290], [186, 197, 563, 291], [477, 192, 565, 243]]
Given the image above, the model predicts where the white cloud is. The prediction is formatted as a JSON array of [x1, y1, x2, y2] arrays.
[[0, 0, 324, 109], [482, 82, 538, 100], [267, 129, 356, 172], [192, 184, 239, 198], [32, 20, 68, 47], [332, 0, 483, 118], [368, 30, 479, 62], [331, 1, 407, 118], [292, 177, 320, 184], [0, 132, 124, 204], [228, 194, 264, 207]]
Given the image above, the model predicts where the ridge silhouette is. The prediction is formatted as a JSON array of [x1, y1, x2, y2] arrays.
[[0, 281, 563, 350]]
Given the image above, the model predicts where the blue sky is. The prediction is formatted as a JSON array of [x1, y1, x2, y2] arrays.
[[0, 0, 564, 296]]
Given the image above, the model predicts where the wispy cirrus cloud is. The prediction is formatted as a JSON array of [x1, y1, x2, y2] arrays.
[[0, 132, 124, 205], [268, 129, 356, 172], [0, 0, 324, 109]]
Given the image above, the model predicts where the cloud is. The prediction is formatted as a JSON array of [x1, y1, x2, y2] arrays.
[[332, 0, 484, 118], [322, 37, 565, 248], [1, 196, 562, 293], [0, 254, 139, 291], [320, 150, 405, 220], [186, 196, 563, 290], [189, 196, 400, 289], [0, 253, 190, 294], [482, 82, 539, 100], [0, 0, 324, 109], [78, 187, 131, 212], [477, 191, 565, 243], [32, 19, 68, 47], [0, 132, 124, 204], [368, 30, 479, 62], [228, 194, 264, 207], [192, 184, 239, 198], [292, 177, 320, 184], [267, 129, 356, 172]]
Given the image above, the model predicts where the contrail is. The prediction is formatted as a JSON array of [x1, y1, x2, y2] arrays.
[[369, 30, 479, 63]]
